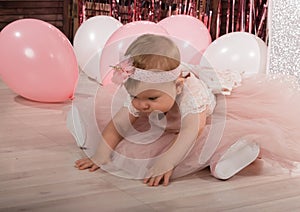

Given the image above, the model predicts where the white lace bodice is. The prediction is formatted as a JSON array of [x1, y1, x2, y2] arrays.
[[177, 74, 216, 118]]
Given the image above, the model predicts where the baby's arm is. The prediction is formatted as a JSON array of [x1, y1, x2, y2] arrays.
[[144, 111, 207, 186], [75, 107, 138, 171], [92, 107, 137, 164]]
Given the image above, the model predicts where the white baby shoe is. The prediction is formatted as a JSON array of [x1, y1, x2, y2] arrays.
[[213, 139, 260, 180], [66, 105, 86, 148]]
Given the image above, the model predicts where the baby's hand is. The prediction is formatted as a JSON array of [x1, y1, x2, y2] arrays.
[[143, 159, 174, 186], [75, 157, 99, 172], [143, 169, 173, 187]]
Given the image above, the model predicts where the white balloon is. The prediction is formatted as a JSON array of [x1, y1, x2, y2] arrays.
[[200, 32, 268, 76], [255, 36, 268, 75], [83, 50, 102, 82], [73, 16, 122, 76]]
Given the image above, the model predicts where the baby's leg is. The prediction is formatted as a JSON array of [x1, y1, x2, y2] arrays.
[[210, 138, 260, 180]]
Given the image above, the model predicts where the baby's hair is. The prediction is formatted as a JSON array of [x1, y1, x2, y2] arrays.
[[125, 34, 180, 71], [124, 34, 181, 90]]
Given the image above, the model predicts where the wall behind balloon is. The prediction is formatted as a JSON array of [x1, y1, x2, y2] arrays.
[[0, 0, 268, 43], [79, 0, 268, 42], [0, 0, 76, 41]]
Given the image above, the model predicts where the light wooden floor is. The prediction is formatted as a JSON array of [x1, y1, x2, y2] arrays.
[[1, 77, 300, 212]]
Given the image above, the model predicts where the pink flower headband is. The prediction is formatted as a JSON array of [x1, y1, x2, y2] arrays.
[[110, 58, 182, 84]]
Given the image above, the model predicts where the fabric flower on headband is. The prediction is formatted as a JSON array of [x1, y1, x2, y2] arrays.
[[110, 56, 182, 84], [110, 59, 135, 84]]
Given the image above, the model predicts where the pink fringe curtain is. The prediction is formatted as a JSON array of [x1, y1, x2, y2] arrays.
[[79, 0, 268, 41]]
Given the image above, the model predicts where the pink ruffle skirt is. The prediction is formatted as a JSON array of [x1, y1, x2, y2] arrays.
[[94, 74, 300, 179]]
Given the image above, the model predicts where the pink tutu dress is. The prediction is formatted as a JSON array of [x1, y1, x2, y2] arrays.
[[69, 68, 300, 180]]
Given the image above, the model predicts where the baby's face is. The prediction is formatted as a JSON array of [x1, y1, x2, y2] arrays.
[[127, 82, 178, 114]]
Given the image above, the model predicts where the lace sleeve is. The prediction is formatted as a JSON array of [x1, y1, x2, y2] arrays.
[[123, 95, 140, 117], [182, 64, 243, 95], [198, 67, 242, 95], [179, 74, 216, 118]]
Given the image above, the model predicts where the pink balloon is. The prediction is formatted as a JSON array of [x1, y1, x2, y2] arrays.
[[158, 15, 212, 64], [105, 21, 168, 46], [0, 19, 78, 102], [100, 21, 168, 84]]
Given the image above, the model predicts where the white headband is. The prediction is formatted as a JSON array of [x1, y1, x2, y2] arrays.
[[110, 58, 182, 84], [129, 67, 181, 83]]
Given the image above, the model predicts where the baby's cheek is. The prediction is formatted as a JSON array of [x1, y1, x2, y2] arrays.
[[158, 104, 172, 113], [131, 100, 137, 107]]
